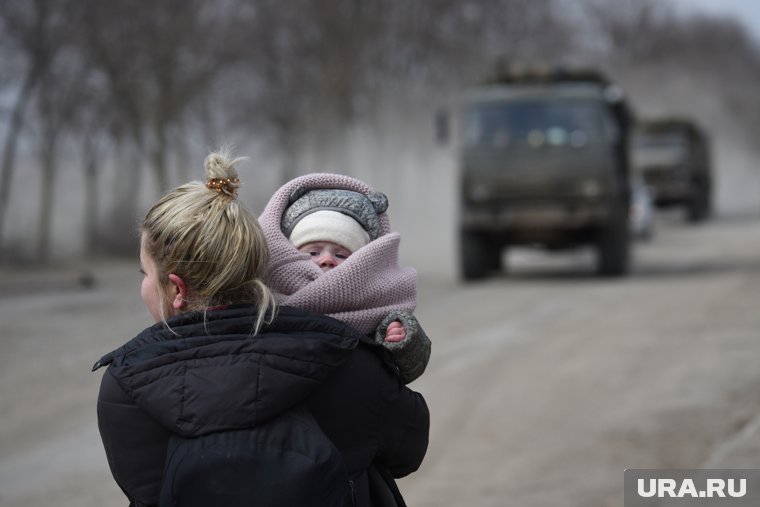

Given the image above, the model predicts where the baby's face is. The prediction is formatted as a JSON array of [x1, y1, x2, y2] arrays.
[[298, 241, 352, 272]]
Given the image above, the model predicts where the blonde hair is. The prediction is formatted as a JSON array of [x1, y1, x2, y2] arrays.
[[141, 149, 276, 333]]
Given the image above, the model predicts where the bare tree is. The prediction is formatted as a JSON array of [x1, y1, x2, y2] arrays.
[[577, 0, 674, 65], [79, 0, 241, 191], [64, 68, 114, 258], [68, 0, 248, 252], [80, 123, 106, 256], [33, 69, 72, 261], [0, 0, 69, 254]]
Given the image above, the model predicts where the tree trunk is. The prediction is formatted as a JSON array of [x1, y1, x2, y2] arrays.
[[0, 70, 37, 252], [82, 135, 100, 256], [152, 125, 168, 192], [37, 135, 58, 263], [104, 140, 142, 254]]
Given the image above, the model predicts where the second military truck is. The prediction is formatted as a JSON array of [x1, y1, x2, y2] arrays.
[[633, 118, 712, 222]]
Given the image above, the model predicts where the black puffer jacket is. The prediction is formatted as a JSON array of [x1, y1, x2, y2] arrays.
[[95, 305, 429, 507]]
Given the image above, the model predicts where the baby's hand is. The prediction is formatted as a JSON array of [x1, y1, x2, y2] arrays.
[[385, 321, 406, 343]]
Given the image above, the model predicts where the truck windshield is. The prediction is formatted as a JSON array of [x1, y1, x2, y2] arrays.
[[633, 132, 688, 167], [463, 100, 606, 148]]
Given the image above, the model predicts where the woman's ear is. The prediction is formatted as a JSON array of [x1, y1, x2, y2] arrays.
[[167, 274, 188, 310]]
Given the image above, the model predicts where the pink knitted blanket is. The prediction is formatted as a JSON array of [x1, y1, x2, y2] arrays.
[[259, 173, 417, 336]]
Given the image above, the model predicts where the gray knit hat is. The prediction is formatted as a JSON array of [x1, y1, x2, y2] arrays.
[[282, 188, 389, 241]]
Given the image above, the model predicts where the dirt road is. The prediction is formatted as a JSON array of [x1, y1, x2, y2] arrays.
[[1, 213, 759, 507]]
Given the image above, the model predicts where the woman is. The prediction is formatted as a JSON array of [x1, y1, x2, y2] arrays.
[[94, 151, 429, 506]]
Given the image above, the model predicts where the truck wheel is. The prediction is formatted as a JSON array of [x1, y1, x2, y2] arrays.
[[460, 232, 499, 281], [596, 208, 631, 277]]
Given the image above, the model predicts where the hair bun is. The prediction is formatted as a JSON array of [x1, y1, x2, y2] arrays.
[[204, 150, 242, 197]]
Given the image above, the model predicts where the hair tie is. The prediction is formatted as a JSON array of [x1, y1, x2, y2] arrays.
[[206, 177, 240, 197]]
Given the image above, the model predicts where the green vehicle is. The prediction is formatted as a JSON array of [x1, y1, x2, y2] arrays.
[[632, 118, 712, 222], [457, 68, 634, 280]]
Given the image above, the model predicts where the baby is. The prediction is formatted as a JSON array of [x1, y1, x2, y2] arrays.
[[289, 206, 407, 344], [259, 175, 431, 383]]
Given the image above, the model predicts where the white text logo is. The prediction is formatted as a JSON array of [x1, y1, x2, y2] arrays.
[[637, 478, 746, 498]]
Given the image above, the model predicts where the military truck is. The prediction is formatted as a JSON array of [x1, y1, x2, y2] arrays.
[[632, 118, 711, 222], [457, 67, 634, 280]]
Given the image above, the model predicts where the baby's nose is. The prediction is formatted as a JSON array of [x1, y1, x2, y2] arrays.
[[318, 253, 337, 270]]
